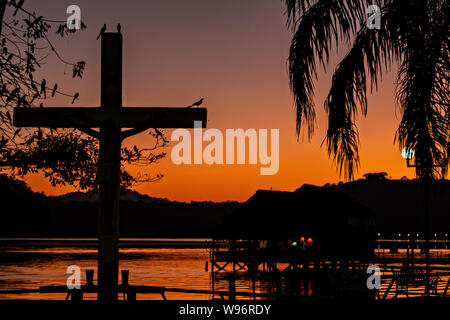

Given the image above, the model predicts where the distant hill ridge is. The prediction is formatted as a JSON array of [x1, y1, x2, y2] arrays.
[[0, 174, 236, 206], [334, 173, 450, 234], [0, 173, 448, 237], [52, 189, 238, 206], [0, 174, 239, 238], [52, 189, 173, 204]]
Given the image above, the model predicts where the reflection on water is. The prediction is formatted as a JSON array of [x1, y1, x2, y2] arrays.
[[0, 246, 321, 300], [0, 247, 215, 300], [1, 246, 449, 300]]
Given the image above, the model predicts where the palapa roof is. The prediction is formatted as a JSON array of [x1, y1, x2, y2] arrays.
[[214, 184, 374, 240]]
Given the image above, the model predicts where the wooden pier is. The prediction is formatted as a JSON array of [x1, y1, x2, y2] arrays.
[[209, 239, 450, 275], [208, 239, 450, 300]]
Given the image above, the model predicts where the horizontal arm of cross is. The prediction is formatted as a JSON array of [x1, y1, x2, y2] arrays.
[[13, 107, 207, 137]]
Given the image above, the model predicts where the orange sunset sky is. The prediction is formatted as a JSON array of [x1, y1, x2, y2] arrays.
[[16, 0, 413, 202]]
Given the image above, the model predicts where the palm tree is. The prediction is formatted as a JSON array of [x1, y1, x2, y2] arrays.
[[284, 0, 449, 180]]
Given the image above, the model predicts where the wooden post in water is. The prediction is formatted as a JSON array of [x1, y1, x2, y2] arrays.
[[86, 269, 94, 287]]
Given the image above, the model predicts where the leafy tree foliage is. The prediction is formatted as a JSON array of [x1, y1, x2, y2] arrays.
[[0, 0, 166, 190]]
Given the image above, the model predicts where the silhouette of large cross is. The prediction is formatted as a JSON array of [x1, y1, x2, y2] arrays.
[[13, 33, 206, 302]]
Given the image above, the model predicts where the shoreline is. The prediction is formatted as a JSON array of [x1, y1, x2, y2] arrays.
[[0, 238, 215, 249]]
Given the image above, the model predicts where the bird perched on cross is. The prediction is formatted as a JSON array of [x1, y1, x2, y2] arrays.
[[97, 24, 107, 40], [187, 98, 204, 108]]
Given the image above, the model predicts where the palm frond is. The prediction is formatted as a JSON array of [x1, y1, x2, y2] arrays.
[[285, 0, 449, 180], [287, 0, 368, 140], [395, 0, 450, 179], [324, 2, 401, 179]]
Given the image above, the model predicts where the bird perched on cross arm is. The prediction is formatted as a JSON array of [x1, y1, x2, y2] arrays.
[[97, 24, 107, 40], [187, 98, 204, 108], [72, 92, 79, 104], [117, 23, 121, 34]]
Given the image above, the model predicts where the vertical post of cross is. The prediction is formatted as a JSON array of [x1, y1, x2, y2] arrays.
[[97, 33, 123, 302]]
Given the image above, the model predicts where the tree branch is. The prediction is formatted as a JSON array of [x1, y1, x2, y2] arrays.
[[75, 126, 100, 139], [0, 0, 7, 35], [121, 126, 152, 140]]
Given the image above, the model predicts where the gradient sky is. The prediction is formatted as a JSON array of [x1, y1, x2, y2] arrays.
[[13, 0, 413, 202]]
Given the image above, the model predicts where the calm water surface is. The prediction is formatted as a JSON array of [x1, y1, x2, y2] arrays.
[[0, 246, 218, 300], [1, 244, 449, 300]]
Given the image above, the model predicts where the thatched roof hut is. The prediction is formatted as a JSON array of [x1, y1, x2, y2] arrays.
[[215, 185, 375, 258]]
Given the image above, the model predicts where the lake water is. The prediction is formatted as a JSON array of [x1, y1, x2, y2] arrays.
[[1, 241, 449, 300], [0, 245, 218, 300], [0, 241, 324, 300]]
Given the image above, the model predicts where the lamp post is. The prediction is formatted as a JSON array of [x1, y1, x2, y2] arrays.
[[401, 147, 446, 297]]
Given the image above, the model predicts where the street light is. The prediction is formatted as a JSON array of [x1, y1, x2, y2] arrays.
[[402, 147, 415, 163]]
